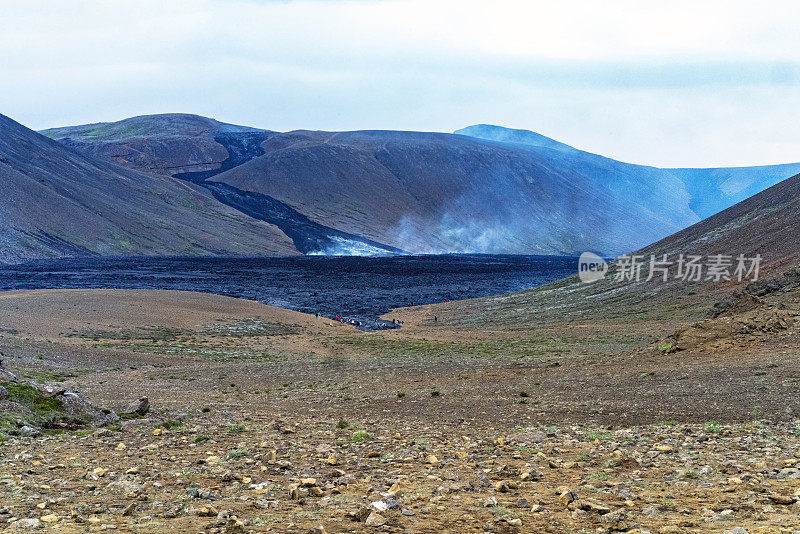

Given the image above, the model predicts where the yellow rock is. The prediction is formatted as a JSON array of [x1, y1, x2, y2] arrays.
[[152, 428, 163, 436], [40, 514, 59, 523], [205, 456, 220, 465], [197, 506, 217, 517], [558, 490, 574, 507], [116, 442, 126, 450], [93, 467, 107, 477], [125, 467, 139, 474], [426, 455, 438, 464], [323, 453, 337, 465], [301, 477, 317, 487], [36, 503, 47, 509], [32, 460, 42, 466]]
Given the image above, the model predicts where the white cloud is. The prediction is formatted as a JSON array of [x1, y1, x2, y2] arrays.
[[1, 0, 799, 166]]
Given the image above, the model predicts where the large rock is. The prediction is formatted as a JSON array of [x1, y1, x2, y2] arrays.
[[120, 396, 150, 417], [0, 362, 19, 383], [507, 430, 546, 445], [57, 391, 119, 427]]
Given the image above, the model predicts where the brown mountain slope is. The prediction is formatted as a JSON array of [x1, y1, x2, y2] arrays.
[[397, 172, 800, 333], [44, 115, 800, 256], [638, 171, 800, 274], [41, 113, 269, 176], [0, 113, 298, 263], [210, 129, 699, 255]]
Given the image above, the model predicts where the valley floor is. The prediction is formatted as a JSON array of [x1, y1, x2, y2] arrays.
[[1, 288, 799, 533]]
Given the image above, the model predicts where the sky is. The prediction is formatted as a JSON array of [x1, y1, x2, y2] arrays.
[[2, 0, 800, 167]]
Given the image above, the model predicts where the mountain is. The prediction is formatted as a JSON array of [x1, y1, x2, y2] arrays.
[[454, 124, 581, 154], [210, 129, 700, 255], [41, 114, 405, 257], [407, 171, 800, 335], [457, 124, 800, 220], [41, 113, 271, 176], [639, 171, 800, 274], [0, 113, 299, 263], [42, 115, 800, 256]]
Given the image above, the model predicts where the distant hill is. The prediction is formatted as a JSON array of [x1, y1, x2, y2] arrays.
[[0, 113, 298, 263], [41, 115, 800, 256], [457, 124, 800, 221], [408, 171, 800, 333], [211, 129, 699, 255], [639, 172, 800, 274], [454, 124, 581, 154], [42, 113, 271, 176]]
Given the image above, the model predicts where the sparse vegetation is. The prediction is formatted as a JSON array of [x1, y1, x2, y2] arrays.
[[351, 431, 370, 442], [227, 448, 249, 460], [0, 382, 66, 432], [163, 420, 183, 431], [705, 421, 721, 434], [659, 343, 676, 354]]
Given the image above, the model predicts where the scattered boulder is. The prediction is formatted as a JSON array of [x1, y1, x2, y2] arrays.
[[0, 361, 19, 383], [507, 429, 546, 445], [57, 391, 119, 427], [10, 517, 40, 529], [768, 493, 797, 505], [120, 396, 150, 418], [364, 512, 386, 527], [18, 425, 41, 437]]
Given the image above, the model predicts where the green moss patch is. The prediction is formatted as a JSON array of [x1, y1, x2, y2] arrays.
[[1, 382, 66, 432]]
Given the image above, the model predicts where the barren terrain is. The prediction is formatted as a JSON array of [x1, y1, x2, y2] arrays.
[[1, 282, 799, 533]]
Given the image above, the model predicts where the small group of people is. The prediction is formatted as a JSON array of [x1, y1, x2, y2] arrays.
[[313, 312, 406, 331], [329, 314, 362, 327]]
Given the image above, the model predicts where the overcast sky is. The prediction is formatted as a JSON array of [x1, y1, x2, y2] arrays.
[[2, 0, 800, 167]]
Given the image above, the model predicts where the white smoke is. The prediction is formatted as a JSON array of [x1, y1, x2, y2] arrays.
[[393, 213, 523, 254], [308, 236, 397, 256]]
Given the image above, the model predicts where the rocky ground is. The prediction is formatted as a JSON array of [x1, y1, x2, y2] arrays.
[[0, 288, 799, 532], [4, 414, 800, 533]]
